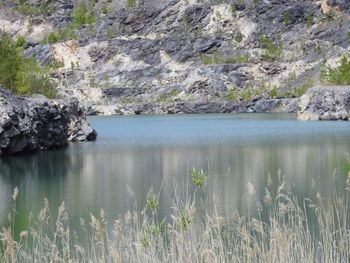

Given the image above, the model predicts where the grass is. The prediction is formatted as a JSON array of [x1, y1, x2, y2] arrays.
[[155, 88, 180, 103], [42, 32, 59, 44], [201, 53, 250, 65], [1, 171, 350, 262], [225, 82, 280, 101], [225, 86, 256, 101], [16, 1, 55, 16], [14, 36, 25, 48]]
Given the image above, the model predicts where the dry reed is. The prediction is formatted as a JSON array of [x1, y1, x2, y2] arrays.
[[1, 171, 350, 263]]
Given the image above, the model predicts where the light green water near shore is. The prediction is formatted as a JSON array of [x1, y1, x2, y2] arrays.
[[1, 113, 350, 232]]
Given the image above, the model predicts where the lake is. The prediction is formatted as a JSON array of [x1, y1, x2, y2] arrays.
[[1, 113, 350, 232]]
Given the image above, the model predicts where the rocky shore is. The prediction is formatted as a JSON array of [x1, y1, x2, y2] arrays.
[[88, 98, 299, 115], [0, 87, 97, 155]]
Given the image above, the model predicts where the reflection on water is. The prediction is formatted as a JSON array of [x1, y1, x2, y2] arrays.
[[1, 113, 350, 231]]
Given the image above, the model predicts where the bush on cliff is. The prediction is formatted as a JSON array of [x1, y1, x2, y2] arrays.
[[320, 56, 350, 85], [73, 1, 94, 27], [0, 32, 57, 98]]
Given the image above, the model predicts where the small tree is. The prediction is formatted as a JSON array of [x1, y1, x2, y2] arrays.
[[0, 32, 56, 98], [127, 0, 137, 9], [73, 1, 94, 27], [320, 56, 350, 85], [0, 32, 23, 92]]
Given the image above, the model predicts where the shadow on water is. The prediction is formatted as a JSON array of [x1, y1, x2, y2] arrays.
[[0, 147, 80, 229]]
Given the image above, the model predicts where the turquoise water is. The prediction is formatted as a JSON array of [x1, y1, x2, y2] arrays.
[[1, 113, 350, 231]]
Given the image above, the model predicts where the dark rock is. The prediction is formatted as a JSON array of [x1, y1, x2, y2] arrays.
[[88, 45, 119, 63], [101, 98, 299, 116], [24, 44, 53, 66], [0, 87, 97, 155], [328, 0, 350, 11], [182, 4, 211, 31], [194, 38, 221, 53]]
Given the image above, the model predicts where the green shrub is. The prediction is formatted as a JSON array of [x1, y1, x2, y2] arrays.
[[226, 86, 239, 100], [320, 56, 350, 85], [225, 85, 260, 101], [231, 5, 237, 18], [200, 53, 249, 65], [58, 25, 77, 41], [0, 32, 56, 98], [23, 73, 57, 98], [155, 89, 179, 102], [285, 77, 314, 98], [314, 43, 321, 53], [106, 25, 119, 38], [324, 10, 336, 21], [269, 85, 278, 98], [45, 32, 59, 44], [241, 88, 253, 101], [259, 35, 283, 61], [16, 1, 55, 16], [15, 35, 25, 47], [127, 0, 137, 9], [235, 32, 243, 43], [101, 5, 109, 14], [306, 10, 314, 27], [73, 1, 94, 27], [283, 10, 291, 25]]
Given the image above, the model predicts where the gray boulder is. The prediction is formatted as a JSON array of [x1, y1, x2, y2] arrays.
[[0, 87, 97, 155], [297, 86, 350, 120]]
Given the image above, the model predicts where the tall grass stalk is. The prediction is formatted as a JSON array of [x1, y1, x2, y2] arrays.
[[1, 173, 350, 262]]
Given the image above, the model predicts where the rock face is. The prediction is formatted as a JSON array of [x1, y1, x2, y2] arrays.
[[1, 0, 350, 115], [0, 87, 97, 155], [297, 86, 350, 120]]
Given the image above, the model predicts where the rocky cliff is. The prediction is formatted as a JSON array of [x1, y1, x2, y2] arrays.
[[0, 87, 97, 155], [0, 0, 349, 115]]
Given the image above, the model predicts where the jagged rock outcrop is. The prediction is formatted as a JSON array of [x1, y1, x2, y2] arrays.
[[0, 87, 97, 155], [297, 86, 350, 120]]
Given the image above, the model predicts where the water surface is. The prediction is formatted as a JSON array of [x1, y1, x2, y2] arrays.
[[1, 113, 350, 231]]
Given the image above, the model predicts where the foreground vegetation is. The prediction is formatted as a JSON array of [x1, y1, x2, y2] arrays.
[[1, 169, 350, 263]]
